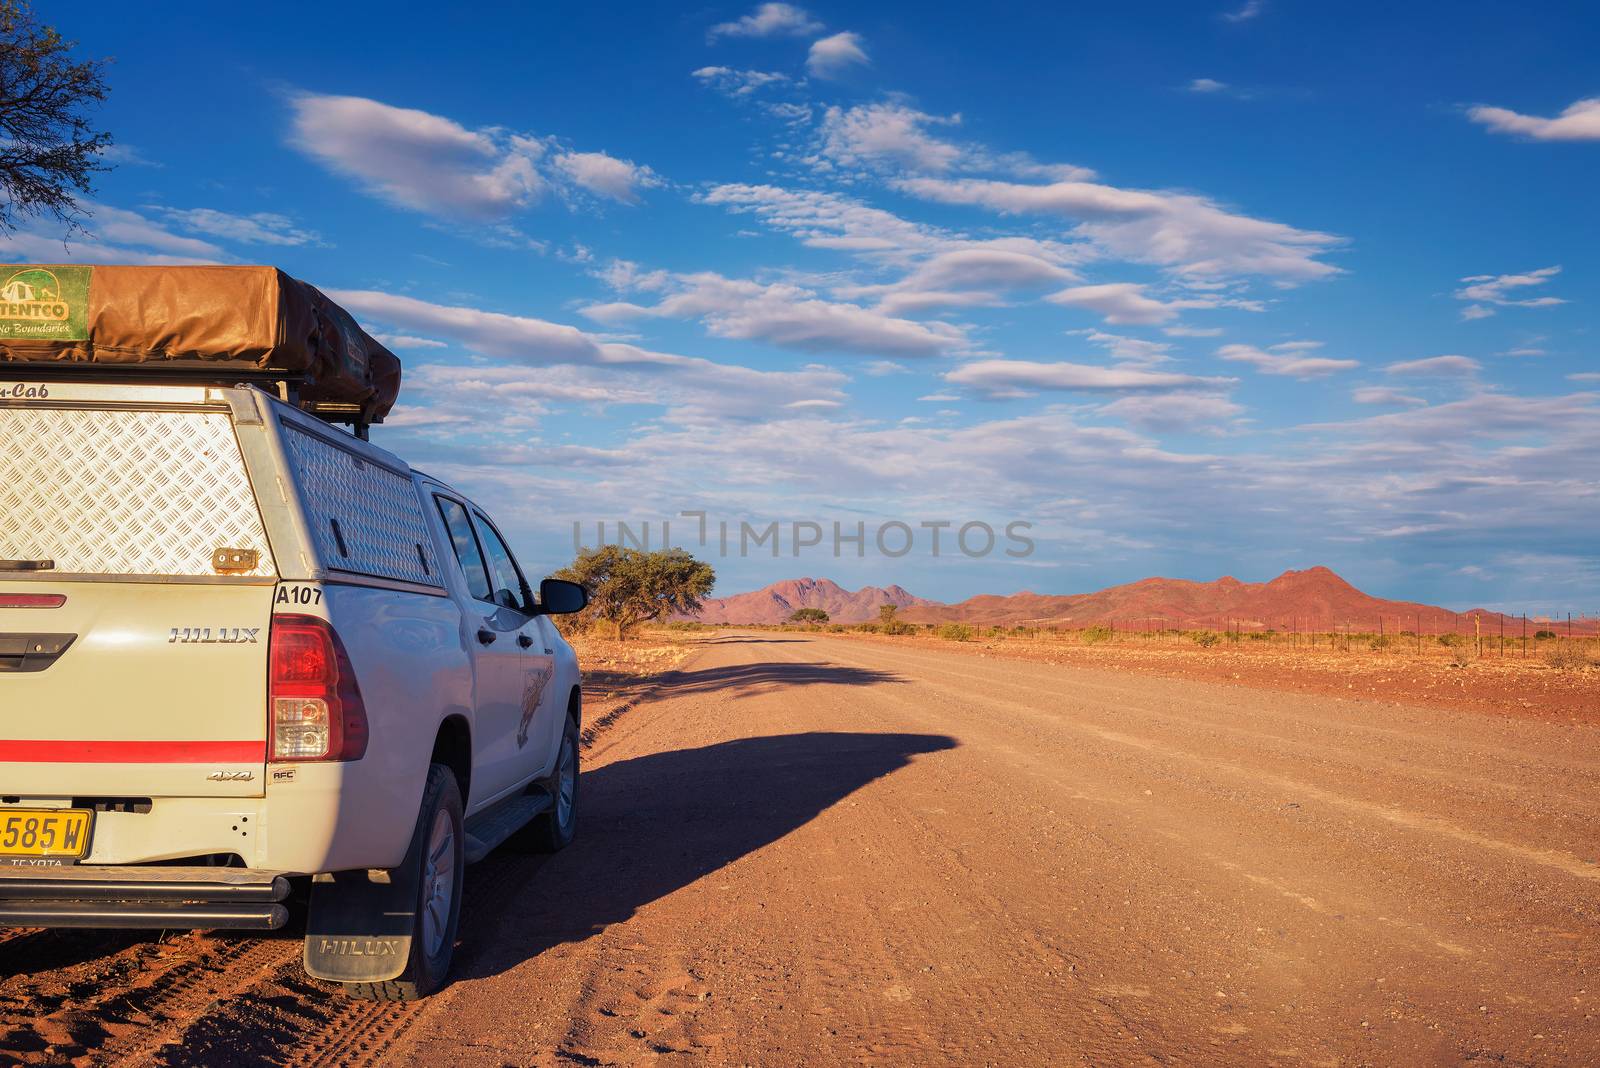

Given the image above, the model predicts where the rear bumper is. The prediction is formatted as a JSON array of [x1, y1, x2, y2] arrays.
[[0, 864, 293, 930]]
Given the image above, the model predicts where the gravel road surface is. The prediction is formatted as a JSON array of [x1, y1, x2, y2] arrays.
[[3, 632, 1597, 1066]]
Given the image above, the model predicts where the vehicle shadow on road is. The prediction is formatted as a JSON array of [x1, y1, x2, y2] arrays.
[[641, 661, 904, 700], [454, 730, 955, 983]]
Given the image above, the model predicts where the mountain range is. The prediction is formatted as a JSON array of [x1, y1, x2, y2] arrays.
[[685, 577, 934, 626], [686, 567, 1583, 633]]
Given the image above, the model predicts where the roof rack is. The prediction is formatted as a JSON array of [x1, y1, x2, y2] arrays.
[[0, 361, 381, 439]]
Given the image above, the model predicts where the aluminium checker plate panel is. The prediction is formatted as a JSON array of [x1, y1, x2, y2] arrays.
[[0, 407, 276, 577], [279, 422, 442, 588]]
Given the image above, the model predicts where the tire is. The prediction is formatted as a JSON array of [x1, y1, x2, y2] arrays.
[[525, 715, 580, 853], [344, 763, 464, 1001]]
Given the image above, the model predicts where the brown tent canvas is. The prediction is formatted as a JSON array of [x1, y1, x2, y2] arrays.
[[0, 264, 401, 422]]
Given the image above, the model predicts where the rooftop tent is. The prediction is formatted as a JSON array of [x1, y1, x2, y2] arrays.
[[0, 264, 401, 425]]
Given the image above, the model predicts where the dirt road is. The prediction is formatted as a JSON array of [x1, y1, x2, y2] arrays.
[[5, 632, 1600, 1065]]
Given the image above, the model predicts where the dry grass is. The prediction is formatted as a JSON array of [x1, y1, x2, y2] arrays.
[[568, 629, 700, 724]]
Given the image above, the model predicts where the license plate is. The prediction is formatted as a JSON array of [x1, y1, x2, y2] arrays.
[[0, 809, 92, 860]]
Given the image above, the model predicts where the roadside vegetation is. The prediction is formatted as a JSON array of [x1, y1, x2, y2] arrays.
[[554, 545, 714, 640]]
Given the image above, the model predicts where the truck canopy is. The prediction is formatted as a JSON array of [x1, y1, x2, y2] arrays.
[[0, 264, 400, 424]]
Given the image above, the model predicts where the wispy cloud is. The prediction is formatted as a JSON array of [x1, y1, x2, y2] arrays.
[[581, 270, 971, 357], [946, 358, 1232, 395], [1219, 341, 1359, 378], [149, 207, 321, 246], [1468, 97, 1600, 142], [286, 92, 657, 219], [1221, 0, 1266, 22], [1386, 355, 1480, 376], [807, 32, 870, 79], [707, 3, 823, 41], [691, 67, 791, 97], [898, 174, 1343, 281], [1454, 266, 1566, 320]]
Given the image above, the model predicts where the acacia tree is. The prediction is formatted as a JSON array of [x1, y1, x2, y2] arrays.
[[0, 2, 112, 234], [788, 607, 829, 624], [554, 545, 715, 640]]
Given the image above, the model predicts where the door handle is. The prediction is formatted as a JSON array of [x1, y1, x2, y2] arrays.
[[477, 628, 496, 645], [517, 633, 534, 648]]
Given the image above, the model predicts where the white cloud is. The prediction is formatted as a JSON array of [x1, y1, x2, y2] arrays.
[[326, 290, 848, 424], [1047, 282, 1218, 325], [692, 67, 790, 97], [702, 183, 952, 263], [371, 333, 448, 350], [1071, 329, 1173, 365], [810, 102, 1097, 181], [0, 203, 234, 265], [841, 244, 1079, 313], [946, 358, 1231, 395], [1468, 98, 1600, 142], [1100, 392, 1244, 432], [287, 92, 656, 219], [864, 360, 910, 376], [817, 103, 964, 172], [289, 93, 544, 219], [580, 271, 970, 357], [1219, 341, 1358, 378], [708, 3, 823, 41], [1221, 0, 1266, 21], [1386, 355, 1481, 376], [1454, 266, 1566, 318], [807, 32, 870, 79], [150, 207, 321, 246], [1353, 387, 1425, 407], [552, 151, 659, 203], [898, 175, 1342, 281], [1163, 325, 1224, 337], [1187, 78, 1228, 93]]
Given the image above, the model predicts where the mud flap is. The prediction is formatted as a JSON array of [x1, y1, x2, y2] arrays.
[[302, 850, 421, 983]]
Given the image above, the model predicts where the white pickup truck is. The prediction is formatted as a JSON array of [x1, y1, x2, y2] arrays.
[[0, 377, 588, 999]]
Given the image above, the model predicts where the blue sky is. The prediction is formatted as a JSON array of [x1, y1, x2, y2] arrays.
[[8, 1, 1599, 611]]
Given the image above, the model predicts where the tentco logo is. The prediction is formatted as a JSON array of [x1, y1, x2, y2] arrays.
[[0, 265, 91, 341], [0, 269, 70, 321]]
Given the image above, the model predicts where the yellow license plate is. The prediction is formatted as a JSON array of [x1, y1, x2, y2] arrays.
[[0, 809, 93, 859]]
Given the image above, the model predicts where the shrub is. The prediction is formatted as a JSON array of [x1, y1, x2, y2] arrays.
[[936, 623, 975, 642], [1448, 643, 1474, 667], [788, 607, 830, 624], [1191, 630, 1220, 648], [1545, 644, 1590, 672], [1437, 633, 1464, 647], [1080, 625, 1113, 645], [1535, 629, 1558, 641], [1369, 635, 1391, 652]]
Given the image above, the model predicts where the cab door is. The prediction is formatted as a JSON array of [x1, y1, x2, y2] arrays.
[[468, 510, 559, 785], [430, 495, 534, 808]]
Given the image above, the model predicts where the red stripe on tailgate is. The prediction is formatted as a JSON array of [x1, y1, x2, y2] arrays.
[[0, 740, 264, 763]]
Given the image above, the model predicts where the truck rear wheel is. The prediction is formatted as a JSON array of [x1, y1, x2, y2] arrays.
[[344, 763, 464, 1000]]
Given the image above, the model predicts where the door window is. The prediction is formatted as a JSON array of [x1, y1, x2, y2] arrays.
[[434, 496, 492, 602], [472, 512, 532, 614]]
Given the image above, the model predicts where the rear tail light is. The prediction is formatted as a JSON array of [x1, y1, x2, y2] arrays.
[[0, 594, 66, 608], [268, 614, 369, 761]]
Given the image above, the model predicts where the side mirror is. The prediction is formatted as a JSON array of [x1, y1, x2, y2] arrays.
[[538, 578, 588, 615]]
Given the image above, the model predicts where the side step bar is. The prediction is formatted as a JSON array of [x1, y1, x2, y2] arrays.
[[0, 865, 294, 930], [463, 790, 552, 864]]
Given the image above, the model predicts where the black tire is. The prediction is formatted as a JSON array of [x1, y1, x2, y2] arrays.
[[343, 763, 464, 1001], [525, 715, 580, 853]]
